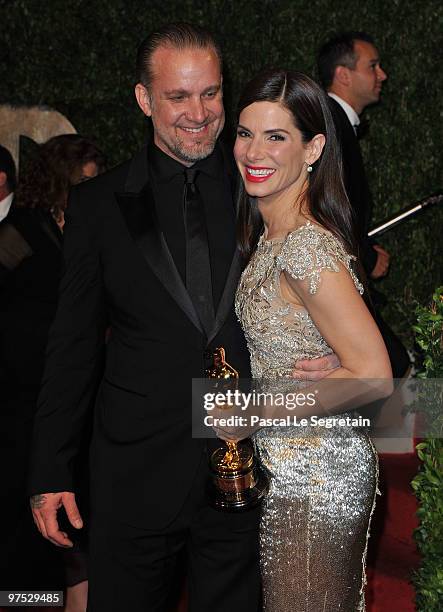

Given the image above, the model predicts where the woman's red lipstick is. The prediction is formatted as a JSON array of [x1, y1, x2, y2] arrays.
[[245, 165, 276, 183]]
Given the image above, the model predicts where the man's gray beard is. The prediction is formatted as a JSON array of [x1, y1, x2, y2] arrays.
[[166, 135, 218, 164]]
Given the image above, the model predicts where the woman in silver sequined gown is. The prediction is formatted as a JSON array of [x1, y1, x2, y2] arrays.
[[231, 71, 392, 611]]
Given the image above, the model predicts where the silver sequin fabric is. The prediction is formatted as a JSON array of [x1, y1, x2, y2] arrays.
[[235, 222, 378, 611]]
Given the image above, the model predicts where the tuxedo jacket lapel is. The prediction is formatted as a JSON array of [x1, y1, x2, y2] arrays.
[[115, 148, 204, 336], [207, 143, 243, 344], [207, 248, 243, 345], [115, 144, 245, 344]]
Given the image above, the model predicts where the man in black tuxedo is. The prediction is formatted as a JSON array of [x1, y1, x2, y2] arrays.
[[28, 23, 262, 612], [317, 32, 409, 377], [29, 23, 337, 610]]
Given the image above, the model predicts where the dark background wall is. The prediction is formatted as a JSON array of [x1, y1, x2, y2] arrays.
[[1, 0, 442, 346]]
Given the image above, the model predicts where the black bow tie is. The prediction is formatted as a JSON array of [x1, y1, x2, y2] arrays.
[[354, 117, 369, 140]]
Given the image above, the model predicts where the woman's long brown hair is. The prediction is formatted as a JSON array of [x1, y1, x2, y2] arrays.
[[236, 70, 360, 265]]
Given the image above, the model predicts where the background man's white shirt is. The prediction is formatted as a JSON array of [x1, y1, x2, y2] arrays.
[[328, 92, 360, 133], [0, 192, 13, 222]]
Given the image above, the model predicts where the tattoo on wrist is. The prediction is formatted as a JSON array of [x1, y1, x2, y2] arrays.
[[30, 494, 47, 509]]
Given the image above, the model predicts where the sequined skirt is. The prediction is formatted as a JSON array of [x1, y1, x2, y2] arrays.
[[254, 422, 378, 611]]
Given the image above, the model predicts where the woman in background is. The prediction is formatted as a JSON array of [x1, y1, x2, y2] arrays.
[[233, 70, 392, 610], [0, 134, 105, 612]]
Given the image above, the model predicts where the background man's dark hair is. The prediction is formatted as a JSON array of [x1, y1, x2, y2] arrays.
[[317, 31, 375, 89], [136, 22, 223, 89], [0, 144, 17, 192]]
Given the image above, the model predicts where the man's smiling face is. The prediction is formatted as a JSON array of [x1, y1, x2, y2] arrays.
[[141, 45, 225, 166]]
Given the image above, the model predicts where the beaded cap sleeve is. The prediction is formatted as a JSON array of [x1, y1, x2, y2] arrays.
[[276, 222, 364, 295], [235, 221, 363, 379]]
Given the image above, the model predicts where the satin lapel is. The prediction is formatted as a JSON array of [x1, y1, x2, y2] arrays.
[[207, 247, 243, 345], [115, 150, 204, 336], [206, 143, 244, 345]]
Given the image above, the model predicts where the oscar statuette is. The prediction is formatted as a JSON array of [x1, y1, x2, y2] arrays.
[[206, 348, 269, 511]]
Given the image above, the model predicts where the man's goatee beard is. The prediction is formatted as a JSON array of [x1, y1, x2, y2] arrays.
[[170, 137, 218, 163]]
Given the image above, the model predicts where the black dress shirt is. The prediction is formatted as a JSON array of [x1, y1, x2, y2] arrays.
[[148, 142, 236, 310]]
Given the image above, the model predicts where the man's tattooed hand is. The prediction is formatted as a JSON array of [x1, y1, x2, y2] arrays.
[[30, 494, 47, 509]]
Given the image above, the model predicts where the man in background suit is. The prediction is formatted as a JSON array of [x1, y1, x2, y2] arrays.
[[0, 144, 16, 222], [317, 32, 409, 377], [0, 145, 16, 392]]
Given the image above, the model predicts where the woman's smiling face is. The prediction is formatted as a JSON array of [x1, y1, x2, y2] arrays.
[[234, 101, 312, 202]]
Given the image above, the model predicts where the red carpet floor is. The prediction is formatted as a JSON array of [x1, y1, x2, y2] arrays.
[[366, 452, 420, 612]]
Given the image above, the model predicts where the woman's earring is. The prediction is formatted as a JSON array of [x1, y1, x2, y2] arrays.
[[306, 163, 313, 173]]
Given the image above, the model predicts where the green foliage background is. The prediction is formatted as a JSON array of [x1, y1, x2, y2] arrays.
[[1, 0, 442, 345], [411, 288, 443, 611]]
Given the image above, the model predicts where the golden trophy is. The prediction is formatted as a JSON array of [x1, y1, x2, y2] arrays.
[[206, 347, 269, 511]]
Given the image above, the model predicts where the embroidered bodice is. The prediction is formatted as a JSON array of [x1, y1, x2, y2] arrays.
[[235, 222, 363, 379]]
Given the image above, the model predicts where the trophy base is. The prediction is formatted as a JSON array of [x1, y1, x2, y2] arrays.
[[208, 466, 269, 512]]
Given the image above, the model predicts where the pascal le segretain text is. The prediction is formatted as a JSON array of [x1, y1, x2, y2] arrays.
[[204, 414, 371, 429]]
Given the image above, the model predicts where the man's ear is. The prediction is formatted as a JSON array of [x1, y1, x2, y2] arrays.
[[306, 134, 326, 165], [334, 65, 351, 87], [135, 83, 152, 117], [0, 171, 7, 188]]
